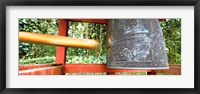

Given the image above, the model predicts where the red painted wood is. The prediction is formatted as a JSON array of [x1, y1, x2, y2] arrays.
[[19, 66, 63, 75], [64, 64, 151, 73], [19, 64, 181, 75], [68, 19, 109, 24], [19, 64, 60, 71], [18, 64, 154, 75], [156, 64, 181, 75], [56, 19, 68, 66], [64, 64, 107, 73]]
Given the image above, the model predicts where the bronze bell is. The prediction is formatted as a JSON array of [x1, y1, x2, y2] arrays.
[[107, 19, 169, 69]]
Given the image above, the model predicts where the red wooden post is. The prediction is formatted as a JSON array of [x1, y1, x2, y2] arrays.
[[56, 19, 68, 74]]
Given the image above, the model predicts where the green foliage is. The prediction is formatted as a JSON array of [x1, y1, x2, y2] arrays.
[[160, 19, 181, 64], [19, 42, 32, 58], [19, 56, 55, 65], [66, 55, 106, 64], [67, 22, 107, 64], [19, 19, 58, 34], [19, 19, 58, 59]]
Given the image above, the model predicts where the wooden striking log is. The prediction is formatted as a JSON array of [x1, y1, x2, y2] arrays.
[[19, 32, 99, 49]]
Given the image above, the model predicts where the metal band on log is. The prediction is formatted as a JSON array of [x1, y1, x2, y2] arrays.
[[19, 32, 99, 49]]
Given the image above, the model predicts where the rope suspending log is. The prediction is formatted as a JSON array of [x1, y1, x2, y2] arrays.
[[19, 32, 99, 49]]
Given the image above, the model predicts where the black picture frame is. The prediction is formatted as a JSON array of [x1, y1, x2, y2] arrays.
[[0, 0, 199, 94]]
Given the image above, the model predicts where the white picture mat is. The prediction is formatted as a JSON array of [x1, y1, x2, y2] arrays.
[[6, 6, 194, 88]]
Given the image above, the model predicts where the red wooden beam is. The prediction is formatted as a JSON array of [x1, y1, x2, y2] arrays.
[[19, 64, 180, 75], [64, 64, 107, 73], [156, 64, 181, 75], [19, 64, 60, 71], [68, 19, 109, 24], [19, 66, 63, 75], [56, 19, 68, 66], [64, 64, 151, 73]]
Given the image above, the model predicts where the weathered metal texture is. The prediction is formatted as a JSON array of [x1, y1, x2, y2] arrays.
[[107, 68, 151, 73], [107, 19, 169, 69], [19, 66, 63, 75]]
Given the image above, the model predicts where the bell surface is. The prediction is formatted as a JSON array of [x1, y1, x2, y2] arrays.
[[107, 19, 169, 70]]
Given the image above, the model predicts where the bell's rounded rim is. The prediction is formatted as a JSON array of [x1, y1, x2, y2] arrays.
[[107, 66, 169, 70]]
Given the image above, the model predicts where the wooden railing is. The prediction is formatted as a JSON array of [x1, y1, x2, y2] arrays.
[[19, 64, 181, 75]]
